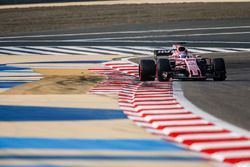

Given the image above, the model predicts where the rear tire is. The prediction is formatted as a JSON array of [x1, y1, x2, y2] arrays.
[[139, 59, 156, 81], [212, 58, 226, 81], [157, 58, 171, 81]]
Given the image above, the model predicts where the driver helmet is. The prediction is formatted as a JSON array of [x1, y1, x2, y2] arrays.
[[178, 46, 188, 58], [180, 52, 188, 58]]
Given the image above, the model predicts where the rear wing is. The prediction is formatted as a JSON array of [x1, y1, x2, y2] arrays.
[[153, 50, 172, 59]]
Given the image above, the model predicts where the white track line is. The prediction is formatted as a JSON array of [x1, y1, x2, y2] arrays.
[[0, 47, 31, 55], [6, 46, 54, 55], [173, 82, 250, 138], [89, 46, 133, 55], [191, 141, 250, 151], [90, 59, 250, 166], [1, 25, 250, 39], [152, 120, 210, 127], [175, 133, 242, 142], [212, 151, 250, 160]]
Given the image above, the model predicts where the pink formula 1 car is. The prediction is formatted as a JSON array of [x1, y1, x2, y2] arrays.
[[139, 44, 226, 81]]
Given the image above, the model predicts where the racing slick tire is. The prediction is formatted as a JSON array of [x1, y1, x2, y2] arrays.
[[212, 58, 226, 81], [157, 58, 171, 82], [139, 59, 156, 81]]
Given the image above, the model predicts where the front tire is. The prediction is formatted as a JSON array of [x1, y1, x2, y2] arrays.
[[139, 59, 156, 81], [212, 58, 226, 81], [157, 58, 171, 81]]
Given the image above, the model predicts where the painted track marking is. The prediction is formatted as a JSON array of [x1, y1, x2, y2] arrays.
[[1, 25, 250, 39], [1, 46, 249, 56], [89, 60, 250, 167]]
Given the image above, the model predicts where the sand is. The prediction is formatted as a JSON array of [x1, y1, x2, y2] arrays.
[[1, 68, 104, 95]]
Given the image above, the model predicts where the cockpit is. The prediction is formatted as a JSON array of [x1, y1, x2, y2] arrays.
[[177, 46, 188, 58], [178, 46, 187, 52]]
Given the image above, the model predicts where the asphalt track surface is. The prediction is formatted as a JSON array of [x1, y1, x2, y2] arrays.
[[180, 52, 250, 131], [131, 52, 250, 131], [0, 19, 250, 48], [1, 18, 249, 130], [0, 19, 250, 130], [0, 0, 100, 5]]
